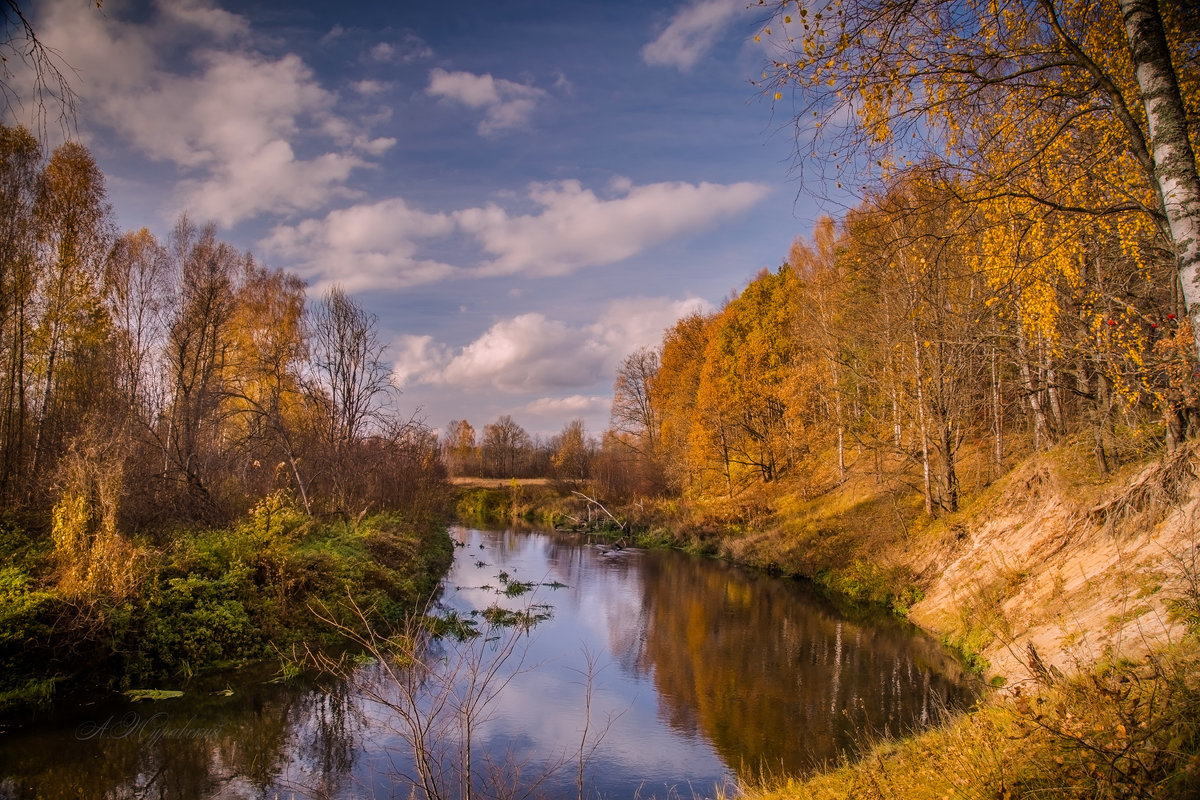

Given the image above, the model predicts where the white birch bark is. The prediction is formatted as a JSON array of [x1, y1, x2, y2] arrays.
[[1119, 0, 1200, 357]]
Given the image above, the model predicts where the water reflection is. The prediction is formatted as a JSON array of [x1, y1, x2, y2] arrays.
[[0, 666, 344, 800], [631, 554, 965, 773], [0, 526, 975, 799]]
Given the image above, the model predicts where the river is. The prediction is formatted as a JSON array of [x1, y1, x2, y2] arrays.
[[0, 525, 976, 800]]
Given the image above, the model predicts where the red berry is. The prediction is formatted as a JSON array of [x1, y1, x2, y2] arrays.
[[1168, 313, 1178, 320]]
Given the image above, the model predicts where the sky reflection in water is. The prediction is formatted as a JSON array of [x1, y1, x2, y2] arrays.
[[0, 526, 975, 800]]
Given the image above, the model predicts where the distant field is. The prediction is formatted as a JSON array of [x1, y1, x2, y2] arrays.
[[449, 477, 555, 488]]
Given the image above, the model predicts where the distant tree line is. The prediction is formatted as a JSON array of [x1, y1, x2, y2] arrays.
[[441, 415, 594, 486]]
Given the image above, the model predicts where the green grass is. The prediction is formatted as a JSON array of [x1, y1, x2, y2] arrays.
[[0, 497, 453, 713]]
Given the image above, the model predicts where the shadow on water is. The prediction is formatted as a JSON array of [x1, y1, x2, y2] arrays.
[[0, 526, 977, 799]]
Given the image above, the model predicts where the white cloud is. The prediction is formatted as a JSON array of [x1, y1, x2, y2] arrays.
[[262, 178, 767, 291], [398, 296, 712, 396], [369, 33, 434, 64], [369, 42, 397, 62], [320, 24, 347, 44], [521, 396, 611, 419], [35, 0, 386, 226], [353, 79, 390, 96], [358, 136, 397, 156], [438, 313, 607, 393], [260, 197, 460, 291], [426, 68, 547, 135], [642, 0, 745, 70], [391, 334, 451, 387], [158, 0, 249, 40], [455, 179, 770, 277]]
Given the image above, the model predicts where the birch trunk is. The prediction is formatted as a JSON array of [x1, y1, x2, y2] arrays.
[[912, 330, 933, 515], [1119, 0, 1200, 358]]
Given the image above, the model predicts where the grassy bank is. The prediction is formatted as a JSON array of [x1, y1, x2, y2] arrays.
[[646, 439, 1200, 799], [453, 479, 599, 529], [740, 634, 1200, 800], [0, 493, 453, 714]]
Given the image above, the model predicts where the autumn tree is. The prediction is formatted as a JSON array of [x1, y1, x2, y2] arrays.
[[0, 124, 38, 502], [442, 418, 478, 477], [604, 346, 665, 496], [305, 286, 397, 511], [650, 312, 715, 494], [104, 229, 172, 422], [0, 129, 448, 535], [481, 415, 531, 478], [161, 218, 239, 520], [760, 0, 1200, 363], [29, 140, 114, 487], [692, 266, 802, 490], [223, 259, 310, 510], [611, 346, 660, 457], [550, 418, 591, 487], [789, 216, 850, 483]]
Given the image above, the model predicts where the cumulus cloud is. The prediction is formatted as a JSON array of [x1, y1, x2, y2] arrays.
[[391, 334, 451, 387], [642, 0, 746, 70], [369, 42, 397, 62], [367, 32, 434, 64], [260, 197, 460, 292], [353, 79, 390, 96], [261, 177, 767, 291], [426, 68, 548, 135], [521, 395, 611, 420], [34, 0, 387, 225], [456, 178, 770, 277], [439, 314, 607, 393], [395, 296, 712, 396]]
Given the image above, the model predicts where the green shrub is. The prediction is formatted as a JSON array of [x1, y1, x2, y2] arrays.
[[133, 569, 262, 680], [456, 487, 510, 521], [815, 558, 922, 615], [0, 504, 452, 700], [0, 564, 62, 707]]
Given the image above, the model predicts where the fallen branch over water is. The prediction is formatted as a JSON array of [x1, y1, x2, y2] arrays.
[[570, 491, 626, 531]]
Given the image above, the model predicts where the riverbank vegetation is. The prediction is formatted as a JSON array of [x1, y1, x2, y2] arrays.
[[1, 498, 452, 710], [0, 126, 453, 712]]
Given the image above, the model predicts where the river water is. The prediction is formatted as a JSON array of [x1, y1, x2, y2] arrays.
[[0, 525, 976, 800]]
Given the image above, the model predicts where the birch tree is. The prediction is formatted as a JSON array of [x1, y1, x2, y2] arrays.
[[1117, 0, 1200, 356], [761, 0, 1200, 357]]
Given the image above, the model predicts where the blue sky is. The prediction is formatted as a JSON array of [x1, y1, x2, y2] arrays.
[[28, 0, 830, 438]]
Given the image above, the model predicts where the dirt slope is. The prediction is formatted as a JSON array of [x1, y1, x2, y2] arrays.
[[907, 444, 1200, 682]]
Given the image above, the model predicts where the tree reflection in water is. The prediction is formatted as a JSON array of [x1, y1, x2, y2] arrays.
[[630, 555, 971, 774], [0, 528, 975, 799], [1, 668, 277, 798]]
